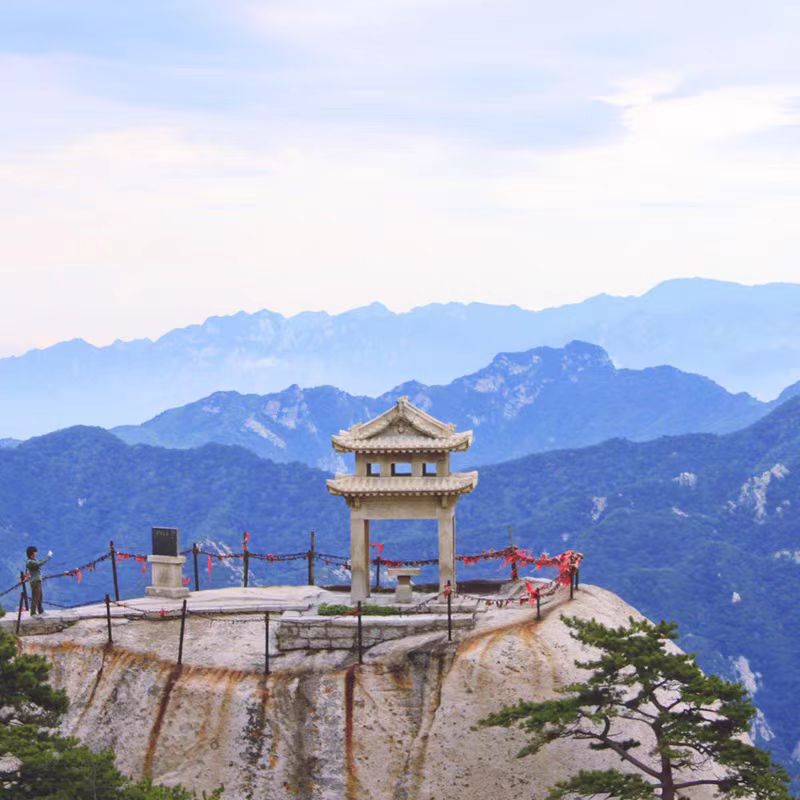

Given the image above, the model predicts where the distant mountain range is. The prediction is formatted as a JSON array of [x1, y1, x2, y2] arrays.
[[113, 341, 794, 469], [3, 278, 800, 438], [1, 399, 799, 774]]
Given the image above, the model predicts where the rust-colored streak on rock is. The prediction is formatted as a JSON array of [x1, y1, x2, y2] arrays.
[[384, 661, 413, 691], [22, 639, 86, 657], [74, 644, 112, 728], [214, 671, 239, 745], [457, 611, 540, 659], [23, 639, 256, 684], [405, 653, 447, 796], [344, 664, 360, 800], [241, 679, 272, 797], [143, 664, 182, 779]]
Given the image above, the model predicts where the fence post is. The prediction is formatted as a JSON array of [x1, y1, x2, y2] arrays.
[[243, 550, 250, 588], [574, 568, 580, 591], [446, 581, 452, 642], [307, 530, 315, 586], [536, 593, 541, 620], [264, 612, 270, 675], [357, 601, 363, 665], [177, 598, 187, 666], [569, 568, 575, 600], [104, 594, 113, 644], [508, 527, 518, 581], [192, 543, 200, 592], [375, 556, 381, 590], [15, 591, 24, 633], [109, 541, 120, 602], [19, 572, 29, 611]]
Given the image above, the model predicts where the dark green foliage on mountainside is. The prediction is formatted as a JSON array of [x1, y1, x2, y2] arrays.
[[114, 341, 769, 469], [1, 400, 799, 780], [0, 427, 345, 600]]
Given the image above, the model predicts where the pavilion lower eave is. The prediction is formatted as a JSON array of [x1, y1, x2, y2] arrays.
[[326, 472, 478, 497]]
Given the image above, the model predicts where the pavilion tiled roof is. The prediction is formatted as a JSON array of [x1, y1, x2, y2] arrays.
[[331, 396, 473, 454], [326, 472, 478, 498]]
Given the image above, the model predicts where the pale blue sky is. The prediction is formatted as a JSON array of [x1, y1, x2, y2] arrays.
[[1, 1, 799, 355]]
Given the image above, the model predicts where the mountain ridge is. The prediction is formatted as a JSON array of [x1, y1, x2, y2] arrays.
[[112, 340, 771, 468], [4, 278, 800, 438]]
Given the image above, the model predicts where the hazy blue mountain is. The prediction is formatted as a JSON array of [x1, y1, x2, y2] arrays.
[[3, 278, 800, 438], [774, 379, 800, 404], [1, 400, 800, 775], [0, 439, 20, 449], [113, 341, 769, 468]]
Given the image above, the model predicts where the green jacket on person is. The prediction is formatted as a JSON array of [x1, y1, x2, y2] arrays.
[[26, 555, 51, 585]]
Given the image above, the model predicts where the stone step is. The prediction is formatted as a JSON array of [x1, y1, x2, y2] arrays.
[[424, 600, 479, 614]]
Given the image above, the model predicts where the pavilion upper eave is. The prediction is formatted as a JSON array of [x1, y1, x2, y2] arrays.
[[331, 431, 472, 454]]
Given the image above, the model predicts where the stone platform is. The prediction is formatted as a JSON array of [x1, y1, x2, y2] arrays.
[[1, 586, 318, 634], [278, 611, 475, 651]]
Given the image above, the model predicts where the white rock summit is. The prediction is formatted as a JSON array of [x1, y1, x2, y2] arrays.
[[19, 584, 720, 800]]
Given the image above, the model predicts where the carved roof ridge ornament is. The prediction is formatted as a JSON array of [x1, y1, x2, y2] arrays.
[[342, 396, 460, 442], [331, 397, 472, 453]]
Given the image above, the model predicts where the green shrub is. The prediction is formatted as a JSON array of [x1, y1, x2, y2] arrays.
[[317, 603, 403, 616]]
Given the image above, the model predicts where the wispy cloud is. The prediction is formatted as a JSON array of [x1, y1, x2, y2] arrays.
[[0, 2, 799, 355]]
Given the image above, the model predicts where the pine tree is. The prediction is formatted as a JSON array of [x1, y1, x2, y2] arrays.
[[0, 616, 67, 726], [480, 615, 792, 800]]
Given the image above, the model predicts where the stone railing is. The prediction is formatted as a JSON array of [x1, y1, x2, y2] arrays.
[[277, 611, 475, 651]]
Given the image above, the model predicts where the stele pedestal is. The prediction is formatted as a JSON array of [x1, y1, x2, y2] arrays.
[[145, 555, 189, 599], [387, 567, 422, 604]]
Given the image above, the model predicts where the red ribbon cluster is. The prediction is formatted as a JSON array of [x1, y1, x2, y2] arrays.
[[39, 552, 111, 584], [116, 551, 148, 574], [446, 550, 583, 609], [369, 546, 584, 586], [8, 534, 583, 603], [374, 557, 438, 567]]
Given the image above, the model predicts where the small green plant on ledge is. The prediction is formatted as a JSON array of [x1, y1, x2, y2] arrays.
[[317, 603, 404, 616]]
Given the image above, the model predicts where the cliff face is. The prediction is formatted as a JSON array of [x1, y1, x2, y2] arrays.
[[20, 586, 715, 800]]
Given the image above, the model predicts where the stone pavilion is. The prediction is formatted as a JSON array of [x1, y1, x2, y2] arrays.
[[326, 397, 478, 601]]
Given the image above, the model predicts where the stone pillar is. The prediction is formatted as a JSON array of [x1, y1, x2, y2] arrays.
[[437, 507, 456, 593], [146, 555, 189, 599], [350, 516, 371, 602]]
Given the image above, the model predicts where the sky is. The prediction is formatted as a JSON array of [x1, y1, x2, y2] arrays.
[[1, 1, 799, 357]]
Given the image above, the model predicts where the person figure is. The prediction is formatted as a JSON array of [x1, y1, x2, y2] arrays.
[[25, 545, 53, 616]]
